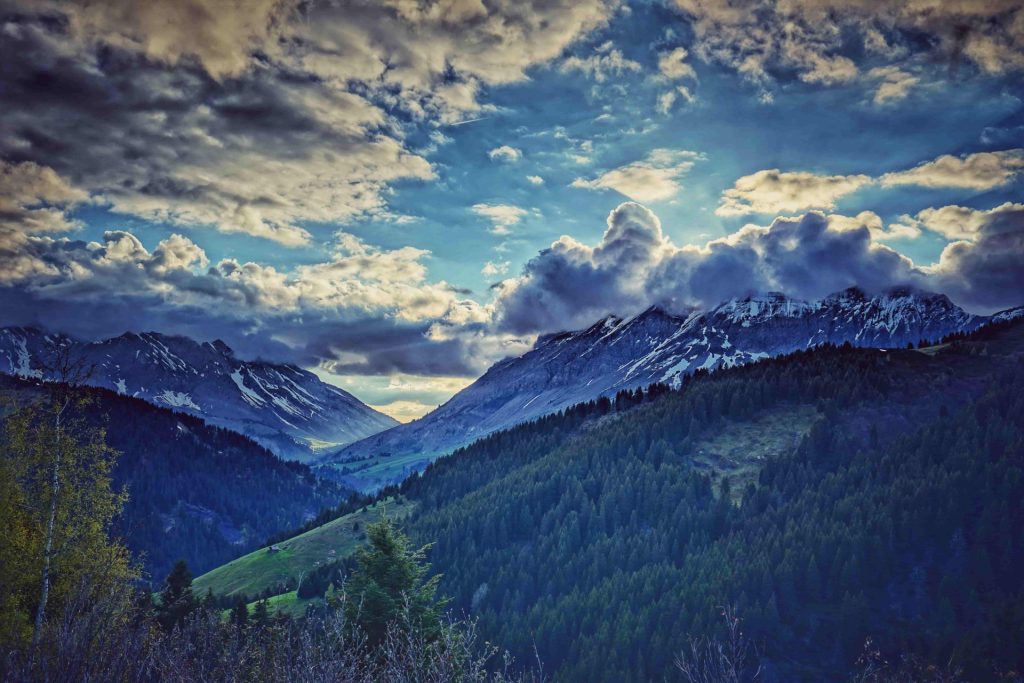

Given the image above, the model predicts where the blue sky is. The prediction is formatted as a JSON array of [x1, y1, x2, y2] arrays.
[[1, 0, 1023, 420]]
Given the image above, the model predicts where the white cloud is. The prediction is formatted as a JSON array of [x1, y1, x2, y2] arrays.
[[717, 169, 872, 216], [656, 85, 696, 114], [572, 149, 704, 202], [482, 260, 511, 276], [657, 47, 697, 81], [881, 149, 1024, 190], [472, 203, 528, 235], [829, 211, 921, 242], [526, 175, 545, 185], [560, 44, 642, 82], [908, 202, 1024, 242], [868, 66, 921, 105], [488, 145, 523, 163]]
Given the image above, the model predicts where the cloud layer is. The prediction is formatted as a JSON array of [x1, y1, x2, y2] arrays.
[[675, 0, 1024, 99], [0, 0, 615, 244]]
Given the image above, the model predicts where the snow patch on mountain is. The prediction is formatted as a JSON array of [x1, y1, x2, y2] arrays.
[[0, 329, 397, 461], [326, 286, 1012, 488]]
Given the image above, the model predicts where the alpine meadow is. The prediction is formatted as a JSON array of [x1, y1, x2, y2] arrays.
[[2, 1, 1024, 681]]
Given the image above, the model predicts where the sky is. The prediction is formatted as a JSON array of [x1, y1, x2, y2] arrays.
[[1, 0, 1023, 421]]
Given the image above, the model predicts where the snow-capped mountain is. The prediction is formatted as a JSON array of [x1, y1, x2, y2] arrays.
[[325, 287, 1015, 486], [0, 328, 397, 461]]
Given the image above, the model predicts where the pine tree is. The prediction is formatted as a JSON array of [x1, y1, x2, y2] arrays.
[[230, 596, 249, 627], [252, 598, 270, 628], [343, 515, 447, 647], [156, 560, 196, 630]]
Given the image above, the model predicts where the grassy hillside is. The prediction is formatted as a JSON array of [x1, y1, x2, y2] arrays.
[[194, 496, 414, 599]]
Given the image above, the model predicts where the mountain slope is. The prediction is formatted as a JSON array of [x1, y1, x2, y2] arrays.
[[324, 286, 1005, 489], [0, 328, 397, 461], [206, 317, 1024, 681], [0, 376, 353, 581]]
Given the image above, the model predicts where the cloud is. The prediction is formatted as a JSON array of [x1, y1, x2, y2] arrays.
[[560, 42, 642, 82], [0, 161, 88, 235], [488, 145, 523, 163], [0, 226, 499, 376], [828, 211, 921, 242], [492, 202, 927, 334], [472, 203, 528, 235], [909, 202, 1024, 242], [717, 169, 873, 216], [881, 149, 1024, 190], [674, 0, 1024, 98], [656, 85, 696, 114], [572, 149, 704, 202], [526, 175, 545, 185], [868, 66, 921, 105], [657, 47, 697, 81], [482, 260, 511, 276], [0, 0, 614, 244], [927, 202, 1024, 312]]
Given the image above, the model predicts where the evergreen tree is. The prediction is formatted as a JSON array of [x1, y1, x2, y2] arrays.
[[343, 515, 447, 647], [252, 598, 270, 628], [155, 560, 196, 631], [230, 596, 249, 627]]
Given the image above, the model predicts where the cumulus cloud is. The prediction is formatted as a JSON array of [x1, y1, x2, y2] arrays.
[[560, 41, 642, 82], [488, 145, 523, 163], [674, 0, 1024, 99], [717, 169, 873, 216], [881, 149, 1024, 190], [572, 149, 704, 202], [491, 202, 927, 334], [526, 175, 545, 185], [927, 202, 1024, 312], [489, 196, 1024, 339], [472, 203, 528, 235], [0, 227, 496, 375]]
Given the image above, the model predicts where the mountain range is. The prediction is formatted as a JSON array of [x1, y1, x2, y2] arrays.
[[323, 286, 1022, 490], [0, 328, 397, 461]]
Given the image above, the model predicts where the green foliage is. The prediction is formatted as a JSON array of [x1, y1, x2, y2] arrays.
[[343, 515, 448, 647], [0, 397, 134, 647]]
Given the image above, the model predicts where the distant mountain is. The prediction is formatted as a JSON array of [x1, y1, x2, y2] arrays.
[[0, 328, 397, 461], [325, 286, 1021, 489], [0, 375, 352, 581]]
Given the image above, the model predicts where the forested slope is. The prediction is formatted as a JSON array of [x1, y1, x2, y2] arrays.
[[202, 320, 1024, 681], [0, 377, 351, 580], [401, 322, 1024, 680]]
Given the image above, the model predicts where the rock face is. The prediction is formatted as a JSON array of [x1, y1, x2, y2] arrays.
[[326, 287, 1006, 480], [0, 328, 397, 461]]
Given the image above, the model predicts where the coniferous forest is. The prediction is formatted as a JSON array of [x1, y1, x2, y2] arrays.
[[371, 321, 1024, 681]]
